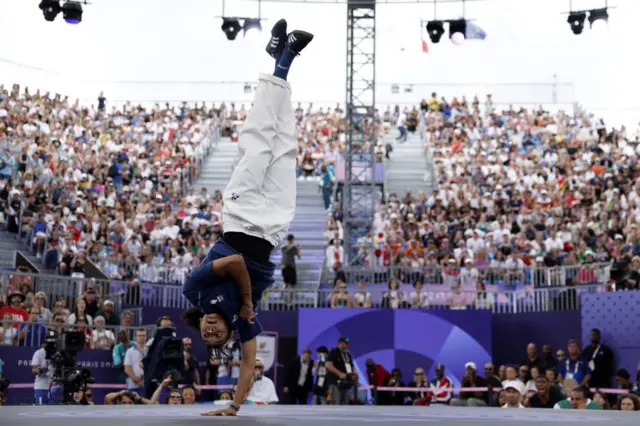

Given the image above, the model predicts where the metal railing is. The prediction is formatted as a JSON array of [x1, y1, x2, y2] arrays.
[[0, 266, 611, 315], [0, 320, 157, 349], [323, 263, 612, 288]]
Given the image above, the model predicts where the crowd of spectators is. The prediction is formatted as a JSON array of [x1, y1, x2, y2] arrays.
[[0, 282, 137, 349], [0, 83, 227, 287], [325, 93, 640, 294], [281, 332, 640, 411]]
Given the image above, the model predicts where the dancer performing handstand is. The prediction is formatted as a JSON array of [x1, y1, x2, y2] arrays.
[[181, 19, 313, 417]]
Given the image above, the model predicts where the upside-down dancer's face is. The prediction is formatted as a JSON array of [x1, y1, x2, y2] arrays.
[[200, 313, 230, 346]]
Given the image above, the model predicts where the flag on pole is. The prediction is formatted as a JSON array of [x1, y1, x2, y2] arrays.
[[465, 20, 487, 40]]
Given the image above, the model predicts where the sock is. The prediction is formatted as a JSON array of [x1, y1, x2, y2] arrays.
[[273, 48, 296, 81]]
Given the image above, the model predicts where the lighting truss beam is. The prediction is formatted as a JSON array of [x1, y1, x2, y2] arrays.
[[343, 0, 377, 268]]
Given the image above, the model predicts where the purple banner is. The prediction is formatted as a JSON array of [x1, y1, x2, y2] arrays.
[[581, 291, 640, 374], [491, 311, 581, 366], [297, 309, 492, 387]]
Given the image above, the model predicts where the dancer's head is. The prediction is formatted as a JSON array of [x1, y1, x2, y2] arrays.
[[182, 307, 231, 347]]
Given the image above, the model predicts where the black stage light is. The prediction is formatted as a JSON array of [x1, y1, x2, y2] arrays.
[[39, 0, 61, 22], [62, 1, 83, 24], [588, 8, 609, 28], [448, 19, 467, 42], [221, 18, 242, 41], [567, 11, 586, 34], [243, 18, 262, 35], [426, 20, 445, 43]]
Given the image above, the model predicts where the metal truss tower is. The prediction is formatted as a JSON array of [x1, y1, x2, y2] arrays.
[[343, 0, 377, 267]]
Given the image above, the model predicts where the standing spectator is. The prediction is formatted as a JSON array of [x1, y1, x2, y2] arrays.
[[19, 306, 47, 347], [320, 164, 335, 211], [124, 328, 147, 393], [182, 338, 200, 387], [365, 358, 391, 392], [395, 110, 407, 142], [0, 313, 18, 345], [283, 348, 313, 405], [581, 329, 615, 390], [429, 364, 453, 404], [31, 333, 53, 405], [541, 344, 558, 374], [281, 234, 301, 301], [522, 343, 543, 372], [311, 346, 329, 405], [325, 336, 356, 405], [556, 339, 591, 386], [204, 353, 220, 402], [216, 340, 242, 389], [97, 91, 107, 112]]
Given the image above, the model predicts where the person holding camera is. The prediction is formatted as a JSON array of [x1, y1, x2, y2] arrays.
[[31, 340, 53, 405], [325, 336, 357, 405]]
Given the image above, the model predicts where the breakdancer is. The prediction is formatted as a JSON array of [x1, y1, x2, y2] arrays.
[[181, 19, 313, 416]]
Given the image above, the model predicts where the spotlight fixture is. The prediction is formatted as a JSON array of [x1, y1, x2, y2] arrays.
[[426, 20, 445, 43], [448, 19, 467, 43], [221, 18, 242, 40], [588, 8, 609, 27], [567, 11, 586, 34], [243, 18, 262, 35], [62, 1, 83, 24], [39, 0, 61, 22]]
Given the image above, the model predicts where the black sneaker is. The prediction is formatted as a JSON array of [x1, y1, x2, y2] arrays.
[[266, 19, 287, 58], [286, 30, 314, 55]]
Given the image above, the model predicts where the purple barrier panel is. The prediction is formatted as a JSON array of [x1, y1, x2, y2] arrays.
[[581, 291, 640, 375], [297, 308, 492, 389]]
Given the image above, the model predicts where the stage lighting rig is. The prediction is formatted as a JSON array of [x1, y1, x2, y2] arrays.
[[588, 7, 609, 27], [243, 18, 262, 34], [39, 0, 61, 22], [567, 11, 586, 34], [448, 19, 467, 43], [425, 20, 445, 43], [221, 18, 242, 40], [62, 1, 83, 24]]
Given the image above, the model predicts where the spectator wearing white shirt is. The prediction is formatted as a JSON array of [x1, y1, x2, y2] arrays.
[[502, 381, 526, 408], [325, 239, 344, 269], [124, 328, 147, 392], [31, 340, 53, 405], [91, 316, 116, 349], [408, 280, 429, 309], [352, 282, 373, 308], [246, 358, 278, 404]]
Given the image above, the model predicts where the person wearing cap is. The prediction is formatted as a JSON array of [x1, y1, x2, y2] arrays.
[[325, 337, 356, 405], [0, 291, 28, 325], [502, 380, 526, 408], [429, 363, 453, 404], [245, 357, 278, 405], [451, 362, 490, 407], [95, 299, 120, 327]]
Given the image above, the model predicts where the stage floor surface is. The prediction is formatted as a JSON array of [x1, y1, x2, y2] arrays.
[[3, 404, 637, 426]]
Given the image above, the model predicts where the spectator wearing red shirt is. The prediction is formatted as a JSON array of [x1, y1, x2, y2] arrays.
[[0, 292, 28, 327], [365, 358, 391, 389]]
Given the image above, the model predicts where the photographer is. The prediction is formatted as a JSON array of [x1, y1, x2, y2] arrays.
[[325, 336, 357, 405], [31, 337, 53, 405]]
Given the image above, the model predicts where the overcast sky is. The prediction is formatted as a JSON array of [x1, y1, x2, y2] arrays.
[[0, 0, 637, 127]]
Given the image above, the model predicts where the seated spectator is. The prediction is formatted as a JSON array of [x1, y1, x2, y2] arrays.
[[528, 375, 563, 408], [617, 394, 640, 411], [68, 297, 94, 326], [451, 362, 489, 407], [95, 299, 120, 326], [381, 279, 405, 309], [591, 391, 611, 410], [91, 316, 116, 349], [246, 358, 278, 404], [352, 282, 373, 308], [501, 381, 525, 408], [555, 386, 602, 410], [104, 390, 153, 405], [406, 368, 430, 406], [408, 280, 429, 309], [32, 292, 52, 323], [330, 280, 352, 309], [0, 313, 17, 345]]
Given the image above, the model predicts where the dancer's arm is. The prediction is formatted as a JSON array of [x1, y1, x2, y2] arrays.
[[211, 255, 253, 309], [201, 337, 257, 416]]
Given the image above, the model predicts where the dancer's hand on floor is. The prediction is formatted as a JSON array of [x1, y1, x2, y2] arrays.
[[239, 304, 257, 324], [201, 407, 237, 417]]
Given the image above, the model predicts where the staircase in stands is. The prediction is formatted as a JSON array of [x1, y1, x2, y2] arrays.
[[383, 130, 434, 197], [195, 139, 326, 289]]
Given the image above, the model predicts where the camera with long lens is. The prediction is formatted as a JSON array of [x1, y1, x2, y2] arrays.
[[143, 327, 184, 393], [45, 331, 95, 405]]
